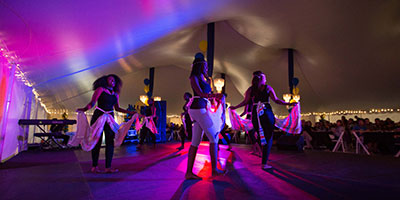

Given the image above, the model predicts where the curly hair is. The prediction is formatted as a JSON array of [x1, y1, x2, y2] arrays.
[[92, 74, 122, 94]]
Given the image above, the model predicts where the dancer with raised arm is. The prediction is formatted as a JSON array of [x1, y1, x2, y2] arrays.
[[76, 74, 136, 173], [231, 71, 296, 169], [185, 57, 225, 179]]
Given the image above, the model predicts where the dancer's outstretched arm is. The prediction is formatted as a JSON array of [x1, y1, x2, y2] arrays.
[[268, 86, 297, 106], [76, 87, 104, 112], [230, 88, 251, 109]]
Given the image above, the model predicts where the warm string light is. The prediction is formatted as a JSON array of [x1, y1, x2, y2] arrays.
[[48, 109, 69, 115], [301, 108, 400, 116], [1, 39, 49, 114], [167, 114, 181, 118]]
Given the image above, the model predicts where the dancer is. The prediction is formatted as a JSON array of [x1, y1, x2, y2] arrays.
[[231, 71, 296, 169], [185, 57, 225, 179], [137, 98, 157, 149], [76, 74, 136, 173], [177, 92, 193, 150]]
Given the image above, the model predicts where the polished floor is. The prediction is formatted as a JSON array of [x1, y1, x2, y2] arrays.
[[1, 142, 399, 200]]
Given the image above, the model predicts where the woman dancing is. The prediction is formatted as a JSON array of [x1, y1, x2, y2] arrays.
[[177, 92, 193, 150], [137, 98, 157, 149], [231, 71, 296, 169], [185, 57, 225, 179], [77, 74, 136, 173]]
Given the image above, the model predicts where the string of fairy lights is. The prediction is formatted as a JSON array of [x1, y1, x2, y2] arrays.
[[1, 39, 50, 114], [300, 108, 400, 117]]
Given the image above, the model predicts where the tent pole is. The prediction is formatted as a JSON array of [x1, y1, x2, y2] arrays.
[[149, 67, 154, 98], [207, 22, 215, 77], [22, 89, 32, 151]]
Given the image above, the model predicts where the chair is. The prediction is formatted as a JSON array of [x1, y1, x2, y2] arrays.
[[332, 131, 370, 155]]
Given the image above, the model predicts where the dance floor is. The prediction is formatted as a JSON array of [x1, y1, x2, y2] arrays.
[[1, 142, 399, 200]]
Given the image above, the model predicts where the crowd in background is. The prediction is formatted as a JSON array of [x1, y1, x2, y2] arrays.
[[303, 116, 400, 137], [164, 116, 400, 155]]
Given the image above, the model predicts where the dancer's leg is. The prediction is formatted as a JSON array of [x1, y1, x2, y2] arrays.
[[104, 124, 118, 173], [186, 119, 193, 140], [210, 142, 225, 176], [252, 107, 275, 169], [185, 145, 201, 179], [91, 132, 103, 168], [262, 135, 273, 165], [150, 130, 156, 148], [185, 121, 202, 179], [178, 129, 186, 149], [137, 127, 148, 149]]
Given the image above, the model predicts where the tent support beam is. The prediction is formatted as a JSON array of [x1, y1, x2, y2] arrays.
[[149, 67, 154, 98], [207, 22, 215, 77]]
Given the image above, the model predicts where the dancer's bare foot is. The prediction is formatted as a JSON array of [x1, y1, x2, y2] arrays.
[[90, 166, 101, 173], [212, 168, 226, 177], [105, 168, 119, 173], [185, 172, 202, 180], [261, 164, 272, 170]]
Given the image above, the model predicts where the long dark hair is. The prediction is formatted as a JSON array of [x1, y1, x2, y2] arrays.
[[93, 74, 122, 94], [250, 71, 265, 97]]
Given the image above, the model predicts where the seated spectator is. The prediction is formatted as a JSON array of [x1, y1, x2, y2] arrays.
[[332, 120, 345, 138], [347, 118, 355, 130], [323, 121, 331, 132], [49, 118, 70, 146], [364, 118, 374, 130], [302, 121, 313, 149], [384, 118, 395, 131], [353, 118, 378, 152], [373, 118, 383, 130], [314, 122, 326, 132], [352, 118, 368, 134]]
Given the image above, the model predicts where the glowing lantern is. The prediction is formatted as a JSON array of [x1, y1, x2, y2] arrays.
[[140, 95, 148, 104], [293, 94, 300, 102], [283, 94, 292, 102], [154, 96, 161, 101], [214, 78, 225, 93]]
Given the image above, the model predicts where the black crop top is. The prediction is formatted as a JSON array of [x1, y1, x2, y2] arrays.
[[252, 85, 270, 104], [97, 89, 117, 111]]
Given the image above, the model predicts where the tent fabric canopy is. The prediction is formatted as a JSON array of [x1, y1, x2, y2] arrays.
[[1, 0, 400, 115]]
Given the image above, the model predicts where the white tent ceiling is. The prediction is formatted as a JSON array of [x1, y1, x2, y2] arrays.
[[1, 0, 400, 115]]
